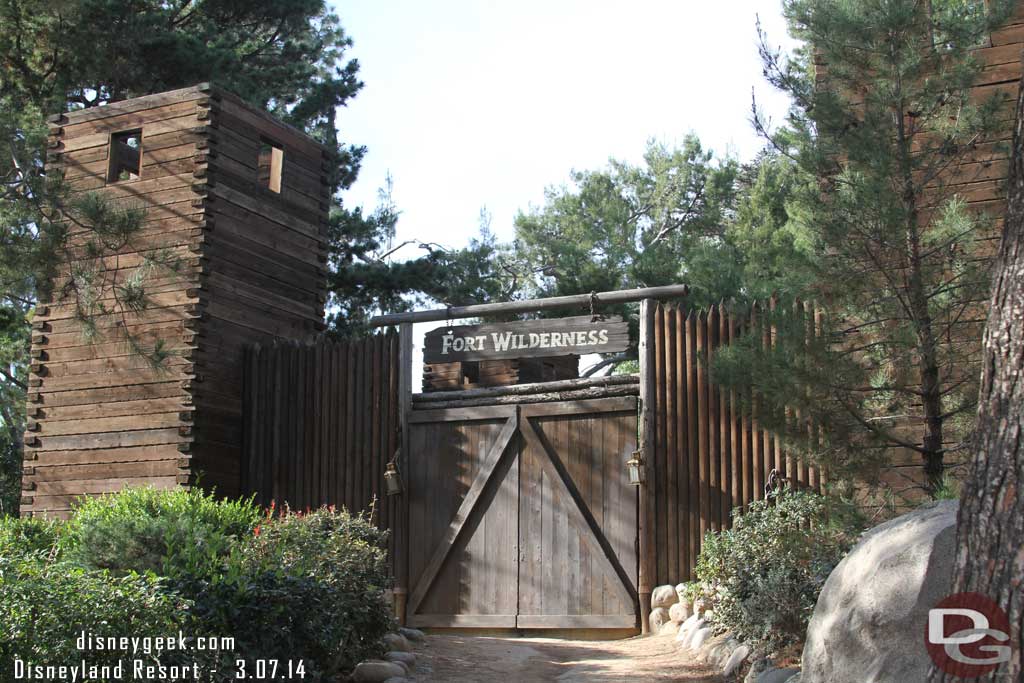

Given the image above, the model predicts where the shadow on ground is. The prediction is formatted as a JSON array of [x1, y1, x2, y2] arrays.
[[410, 632, 723, 682]]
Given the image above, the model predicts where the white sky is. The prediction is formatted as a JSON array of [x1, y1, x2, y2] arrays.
[[329, 1, 800, 387]]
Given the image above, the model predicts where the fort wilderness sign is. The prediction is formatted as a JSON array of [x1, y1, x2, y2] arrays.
[[424, 316, 630, 363]]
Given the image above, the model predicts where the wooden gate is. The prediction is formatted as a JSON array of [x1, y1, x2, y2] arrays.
[[405, 397, 639, 630]]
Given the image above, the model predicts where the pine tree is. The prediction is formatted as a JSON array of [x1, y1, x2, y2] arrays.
[[741, 0, 1016, 495]]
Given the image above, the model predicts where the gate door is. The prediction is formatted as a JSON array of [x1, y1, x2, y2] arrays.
[[405, 397, 638, 629]]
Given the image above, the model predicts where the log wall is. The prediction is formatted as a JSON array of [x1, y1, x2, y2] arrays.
[[191, 86, 329, 498], [241, 335, 401, 567], [21, 84, 328, 517], [644, 299, 824, 584]]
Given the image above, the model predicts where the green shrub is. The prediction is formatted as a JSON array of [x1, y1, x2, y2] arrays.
[[0, 555, 186, 679], [694, 487, 862, 653], [7, 492, 393, 681], [0, 516, 65, 560], [178, 506, 394, 679], [66, 486, 261, 578]]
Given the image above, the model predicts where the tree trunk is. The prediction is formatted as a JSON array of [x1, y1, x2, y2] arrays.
[[927, 74, 1024, 683], [896, 90, 946, 495]]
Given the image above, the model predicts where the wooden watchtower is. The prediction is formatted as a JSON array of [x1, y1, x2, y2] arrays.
[[21, 84, 330, 517]]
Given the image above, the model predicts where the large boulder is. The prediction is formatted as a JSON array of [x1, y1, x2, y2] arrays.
[[801, 500, 958, 683], [649, 607, 671, 633], [651, 584, 679, 608], [669, 600, 690, 624]]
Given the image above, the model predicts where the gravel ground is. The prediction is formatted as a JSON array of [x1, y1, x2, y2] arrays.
[[407, 631, 724, 682]]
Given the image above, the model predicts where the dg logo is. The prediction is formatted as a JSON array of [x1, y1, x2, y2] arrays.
[[926, 592, 1014, 677]]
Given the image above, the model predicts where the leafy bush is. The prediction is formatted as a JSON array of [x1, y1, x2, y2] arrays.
[[694, 487, 862, 653], [2, 491, 393, 681], [0, 555, 186, 677], [0, 516, 65, 559], [66, 486, 261, 578], [179, 505, 394, 679]]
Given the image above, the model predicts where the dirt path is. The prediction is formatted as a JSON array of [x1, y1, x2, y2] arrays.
[[408, 632, 723, 682]]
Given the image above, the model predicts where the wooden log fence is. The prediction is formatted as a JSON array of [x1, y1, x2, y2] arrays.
[[644, 298, 824, 584], [241, 300, 824, 596], [241, 333, 401, 568]]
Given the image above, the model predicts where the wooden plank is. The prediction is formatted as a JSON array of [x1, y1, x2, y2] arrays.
[[406, 409, 518, 616], [343, 341, 357, 510], [519, 415, 637, 613], [728, 307, 741, 522], [718, 303, 732, 526], [515, 615, 637, 629], [674, 306, 690, 579], [750, 303, 764, 500], [515, 397, 637, 418], [35, 365, 189, 394], [61, 113, 201, 153], [210, 183, 323, 241], [409, 405, 528, 423], [423, 316, 629, 363], [214, 94, 325, 161], [653, 303, 668, 586], [638, 299, 655, 634], [411, 375, 638, 402], [397, 323, 413, 612], [40, 352, 191, 378], [407, 615, 516, 628], [696, 310, 709, 548], [37, 412, 183, 436], [762, 303, 775, 491], [708, 305, 721, 532], [663, 304, 678, 584], [31, 475, 180, 495], [412, 384, 638, 410], [61, 86, 207, 125], [34, 381, 185, 408], [30, 427, 188, 452], [28, 459, 183, 483], [685, 311, 699, 577]]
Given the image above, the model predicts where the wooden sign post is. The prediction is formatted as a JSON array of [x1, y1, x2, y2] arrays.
[[423, 316, 630, 363]]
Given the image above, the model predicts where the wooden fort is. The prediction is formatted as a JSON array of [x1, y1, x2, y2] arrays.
[[21, 84, 330, 517]]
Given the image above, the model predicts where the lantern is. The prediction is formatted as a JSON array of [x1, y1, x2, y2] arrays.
[[384, 461, 404, 496], [626, 450, 645, 486]]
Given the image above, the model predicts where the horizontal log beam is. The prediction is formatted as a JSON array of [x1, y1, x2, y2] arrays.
[[411, 374, 638, 402], [411, 383, 639, 410], [369, 285, 690, 327]]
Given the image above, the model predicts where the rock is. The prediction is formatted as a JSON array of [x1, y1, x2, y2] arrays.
[[676, 612, 701, 641], [678, 618, 707, 650], [669, 600, 690, 624], [690, 626, 714, 650], [649, 606, 671, 633], [384, 651, 416, 668], [381, 632, 411, 652], [758, 668, 801, 683], [674, 582, 688, 604], [398, 627, 425, 642], [705, 634, 737, 667], [744, 653, 770, 683], [723, 644, 750, 677], [659, 619, 678, 635], [801, 500, 958, 683], [353, 660, 407, 683], [651, 584, 679, 608], [383, 679, 409, 683]]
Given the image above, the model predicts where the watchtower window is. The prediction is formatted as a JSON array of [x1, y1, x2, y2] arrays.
[[108, 130, 142, 182], [258, 139, 284, 193], [461, 361, 480, 386]]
